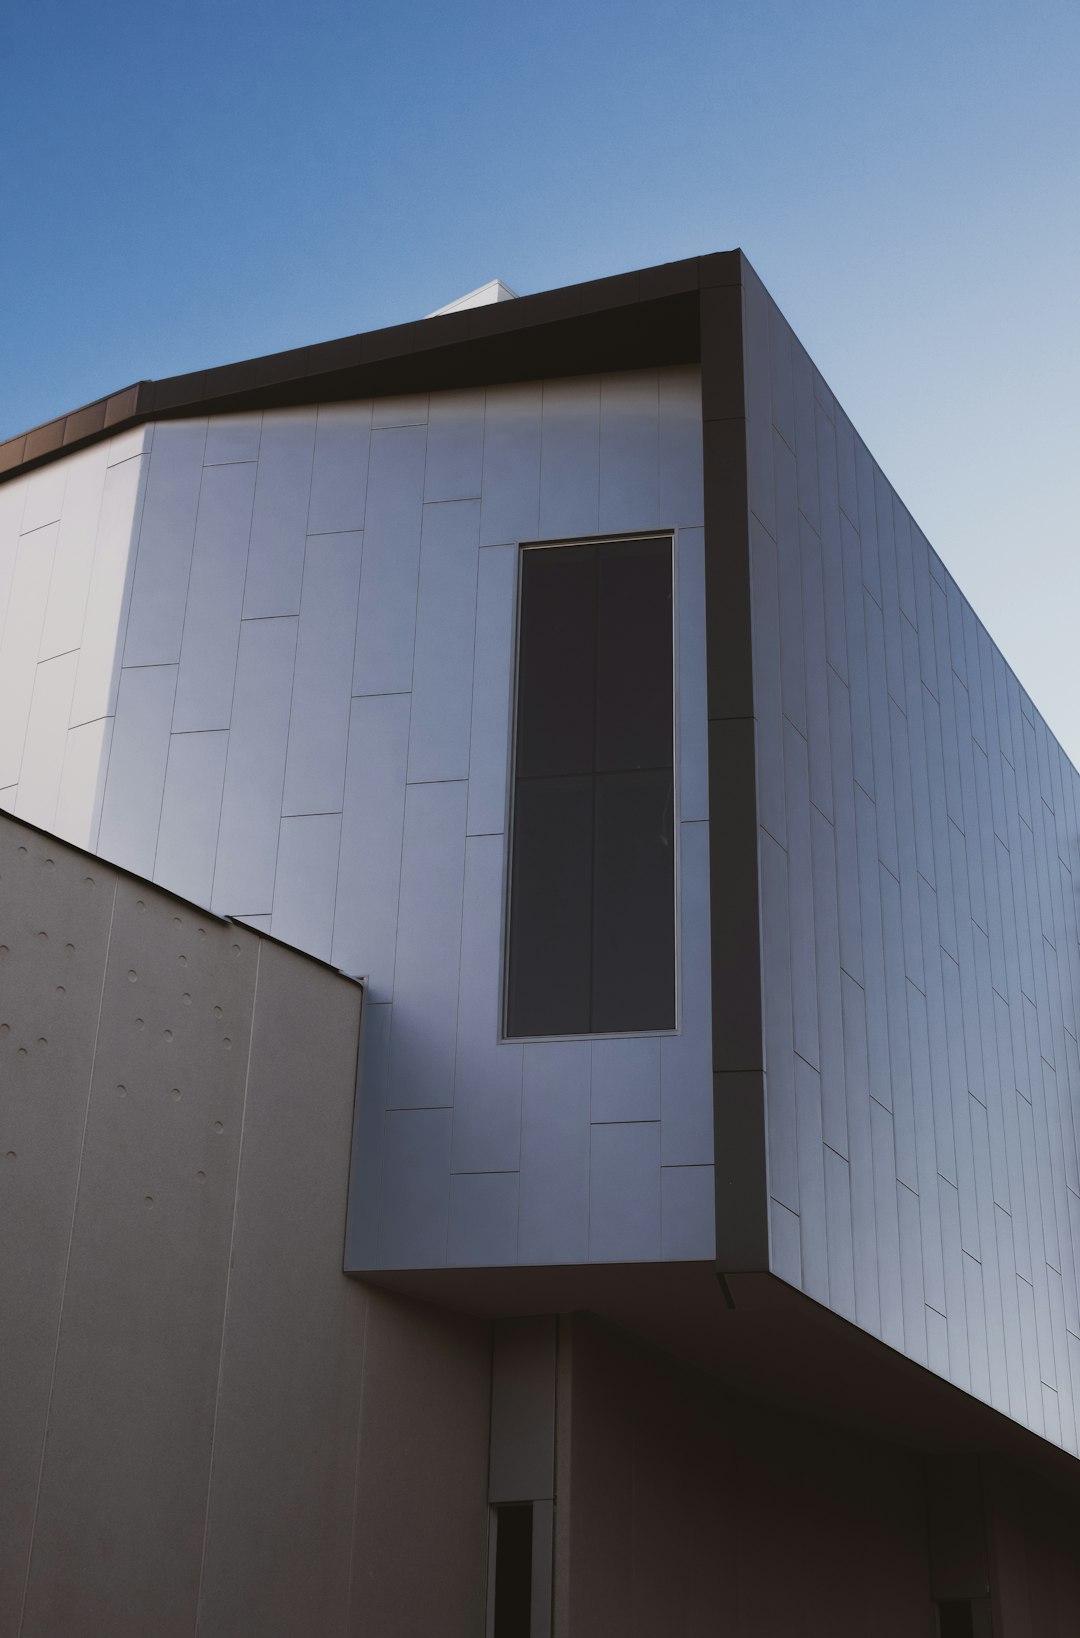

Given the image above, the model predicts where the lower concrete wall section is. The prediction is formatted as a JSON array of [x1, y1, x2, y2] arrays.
[[0, 811, 491, 1638]]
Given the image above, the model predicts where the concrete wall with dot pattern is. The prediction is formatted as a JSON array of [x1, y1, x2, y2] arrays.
[[0, 809, 491, 1638]]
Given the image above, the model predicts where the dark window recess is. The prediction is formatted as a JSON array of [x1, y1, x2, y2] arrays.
[[937, 1601, 976, 1638], [506, 538, 675, 1037], [492, 1503, 533, 1638]]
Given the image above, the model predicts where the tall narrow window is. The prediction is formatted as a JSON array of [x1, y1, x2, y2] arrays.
[[505, 537, 675, 1038]]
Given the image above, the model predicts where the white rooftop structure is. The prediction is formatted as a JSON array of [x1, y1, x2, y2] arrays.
[[426, 278, 518, 317]]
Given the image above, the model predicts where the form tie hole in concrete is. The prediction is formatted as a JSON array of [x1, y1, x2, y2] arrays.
[[171, 1087, 182, 1101], [17, 845, 27, 857], [116, 1084, 127, 1098], [144, 1196, 154, 1210], [17, 1047, 29, 1059], [134, 1017, 145, 1030], [55, 985, 65, 997], [36, 1038, 47, 1051], [182, 993, 192, 1006], [197, 927, 207, 940], [0, 1023, 9, 1036], [44, 858, 54, 870], [36, 930, 47, 943], [231, 943, 241, 956], [213, 1121, 224, 1134], [213, 1005, 223, 1019], [4, 1151, 15, 1163], [83, 876, 94, 888], [223, 1037, 232, 1051], [0, 946, 8, 960], [136, 899, 147, 913], [65, 943, 76, 958], [196, 1171, 206, 1184], [179, 954, 188, 967], [173, 916, 183, 930], [163, 1029, 174, 1043], [128, 970, 138, 984]]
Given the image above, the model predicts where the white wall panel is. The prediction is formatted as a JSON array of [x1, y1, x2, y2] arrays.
[[0, 522, 59, 786], [307, 403, 371, 535], [538, 377, 600, 542], [332, 692, 411, 993], [591, 1037, 660, 1125], [447, 1172, 519, 1267], [282, 531, 362, 815], [388, 780, 467, 1109], [661, 1164, 716, 1261], [212, 617, 297, 914], [599, 371, 660, 535], [38, 445, 108, 662], [676, 527, 708, 822], [479, 384, 542, 547], [204, 412, 261, 466], [19, 461, 66, 536], [272, 813, 342, 961], [589, 1122, 661, 1263], [352, 425, 427, 695], [123, 419, 207, 666], [97, 665, 177, 879], [407, 501, 480, 784], [660, 822, 713, 1165], [242, 410, 316, 618], [172, 460, 256, 732], [0, 480, 25, 640], [659, 365, 705, 529], [14, 651, 78, 829], [70, 453, 149, 727], [377, 1108, 451, 1268], [54, 717, 113, 850], [154, 730, 229, 905]]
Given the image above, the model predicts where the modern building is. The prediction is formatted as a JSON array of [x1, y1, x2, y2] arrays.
[[2, 251, 1080, 1635]]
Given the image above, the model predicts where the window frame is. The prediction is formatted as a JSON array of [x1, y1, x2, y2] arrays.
[[500, 531, 682, 1044]]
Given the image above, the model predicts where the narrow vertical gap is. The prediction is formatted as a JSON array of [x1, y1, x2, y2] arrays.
[[586, 545, 599, 1033], [491, 1503, 534, 1638], [194, 936, 262, 1635]]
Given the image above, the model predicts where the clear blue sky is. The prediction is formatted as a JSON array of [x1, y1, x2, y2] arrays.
[[3, 0, 1079, 756]]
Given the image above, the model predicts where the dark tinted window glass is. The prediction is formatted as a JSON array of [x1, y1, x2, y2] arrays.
[[506, 537, 675, 1038], [492, 1503, 533, 1638]]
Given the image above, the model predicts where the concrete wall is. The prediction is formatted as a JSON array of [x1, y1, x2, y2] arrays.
[[741, 259, 1080, 1456], [0, 810, 491, 1638], [0, 367, 713, 1275]]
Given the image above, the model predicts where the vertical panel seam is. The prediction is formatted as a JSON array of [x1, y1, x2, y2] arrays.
[[16, 869, 119, 1638], [194, 936, 262, 1635]]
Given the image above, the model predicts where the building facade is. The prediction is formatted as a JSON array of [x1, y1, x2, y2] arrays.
[[3, 252, 1080, 1633]]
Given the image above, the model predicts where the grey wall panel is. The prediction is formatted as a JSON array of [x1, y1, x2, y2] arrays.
[[676, 527, 709, 822], [518, 1042, 590, 1265], [388, 780, 467, 1111], [97, 665, 178, 880], [307, 403, 371, 534], [155, 730, 229, 906], [123, 419, 207, 666], [750, 282, 1080, 1456], [451, 833, 522, 1174], [591, 1036, 660, 1124], [660, 1163, 715, 1261], [332, 692, 410, 991], [172, 459, 257, 732], [203, 411, 262, 466], [281, 530, 362, 816], [372, 392, 428, 427], [599, 370, 660, 535], [54, 716, 113, 850], [538, 376, 600, 541], [465, 542, 516, 837], [660, 820, 713, 1165], [407, 500, 480, 784], [70, 450, 149, 727], [38, 444, 108, 662], [447, 1171, 520, 1266], [0, 522, 59, 787], [378, 1107, 452, 1268], [241, 410, 317, 618], [352, 424, 427, 695], [345, 1000, 391, 1268], [424, 387, 484, 502], [659, 365, 704, 530], [478, 383, 542, 547], [271, 813, 341, 961], [212, 617, 297, 915], [589, 1121, 661, 1263], [14, 651, 78, 831]]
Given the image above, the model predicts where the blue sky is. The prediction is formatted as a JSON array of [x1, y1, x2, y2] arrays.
[[3, 0, 1079, 755]]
